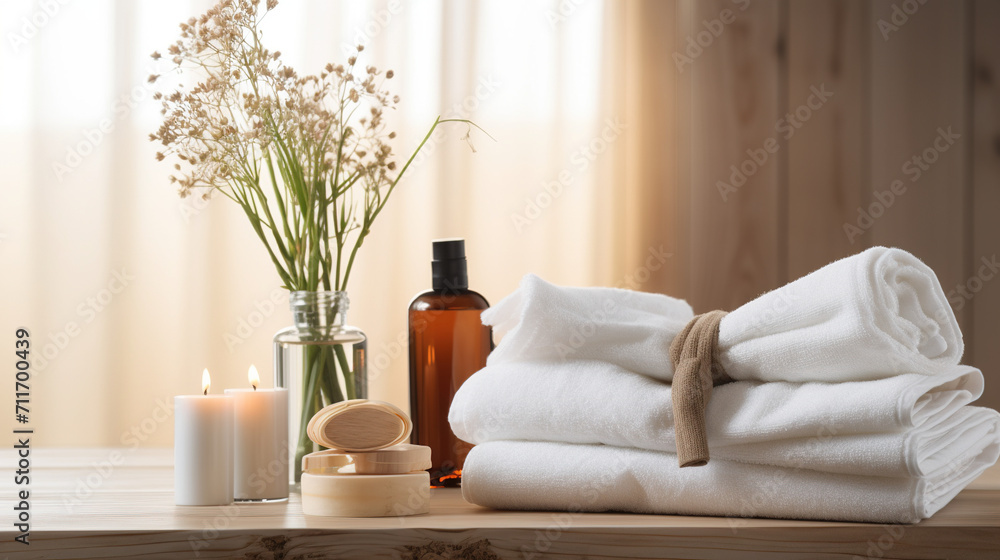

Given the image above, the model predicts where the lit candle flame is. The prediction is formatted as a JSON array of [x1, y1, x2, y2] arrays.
[[202, 368, 211, 396], [248, 364, 259, 391]]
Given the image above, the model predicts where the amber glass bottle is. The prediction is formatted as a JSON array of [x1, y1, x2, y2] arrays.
[[408, 239, 491, 486]]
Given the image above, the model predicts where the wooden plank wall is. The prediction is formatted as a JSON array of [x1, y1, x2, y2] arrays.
[[787, 0, 866, 278], [688, 0, 783, 312], [680, 0, 1000, 409], [972, 0, 1000, 412]]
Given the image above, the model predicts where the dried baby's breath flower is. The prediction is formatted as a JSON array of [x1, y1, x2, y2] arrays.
[[150, 0, 484, 295]]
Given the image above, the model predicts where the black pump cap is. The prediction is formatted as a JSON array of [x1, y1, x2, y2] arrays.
[[431, 238, 468, 291]]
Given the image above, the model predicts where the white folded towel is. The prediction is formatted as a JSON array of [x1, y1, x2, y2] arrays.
[[722, 406, 1000, 477], [483, 247, 962, 382], [462, 439, 1000, 523], [465, 247, 985, 522], [450, 362, 992, 477], [483, 275, 693, 376]]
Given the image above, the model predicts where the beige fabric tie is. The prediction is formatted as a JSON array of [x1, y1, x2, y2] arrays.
[[668, 310, 732, 468]]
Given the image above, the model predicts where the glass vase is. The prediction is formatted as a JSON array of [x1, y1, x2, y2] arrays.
[[274, 291, 367, 483]]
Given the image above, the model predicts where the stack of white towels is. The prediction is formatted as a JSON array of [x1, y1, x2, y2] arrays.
[[449, 247, 1000, 523]]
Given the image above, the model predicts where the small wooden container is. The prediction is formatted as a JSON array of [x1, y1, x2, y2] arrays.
[[300, 471, 430, 517], [301, 400, 431, 518]]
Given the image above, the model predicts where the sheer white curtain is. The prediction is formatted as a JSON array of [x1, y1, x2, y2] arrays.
[[0, 0, 673, 446]]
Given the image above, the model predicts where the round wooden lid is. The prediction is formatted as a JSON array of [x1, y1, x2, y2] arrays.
[[306, 399, 412, 451], [302, 444, 432, 475]]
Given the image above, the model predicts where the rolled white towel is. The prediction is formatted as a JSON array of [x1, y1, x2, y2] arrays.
[[461, 439, 1000, 523], [450, 362, 991, 477], [483, 247, 963, 382], [719, 246, 963, 381]]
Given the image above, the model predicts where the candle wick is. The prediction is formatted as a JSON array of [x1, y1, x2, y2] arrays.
[[252, 384, 257, 391], [203, 388, 208, 396]]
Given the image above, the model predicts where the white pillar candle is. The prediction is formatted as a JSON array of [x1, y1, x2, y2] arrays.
[[174, 369, 234, 506], [225, 365, 289, 501]]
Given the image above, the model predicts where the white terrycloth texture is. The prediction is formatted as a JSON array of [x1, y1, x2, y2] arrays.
[[719, 246, 963, 381], [462, 440, 1000, 523], [482, 275, 693, 379], [450, 362, 991, 477], [483, 247, 963, 382], [718, 406, 1000, 477]]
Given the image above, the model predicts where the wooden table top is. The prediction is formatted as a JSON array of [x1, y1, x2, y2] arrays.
[[2, 448, 998, 559]]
